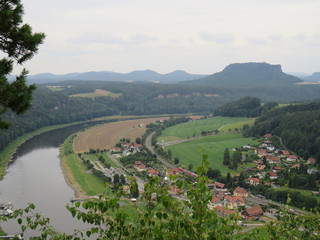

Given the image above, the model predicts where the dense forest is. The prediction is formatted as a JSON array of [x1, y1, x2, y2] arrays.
[[1, 80, 320, 152], [214, 96, 278, 117], [245, 102, 320, 160]]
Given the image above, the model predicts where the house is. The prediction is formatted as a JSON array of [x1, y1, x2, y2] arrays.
[[273, 166, 282, 172], [287, 155, 298, 162], [148, 169, 159, 176], [255, 148, 267, 157], [214, 182, 226, 189], [215, 206, 236, 217], [264, 134, 272, 139], [269, 171, 278, 179], [292, 164, 300, 169], [307, 158, 317, 165], [246, 177, 260, 186], [243, 206, 264, 220], [266, 208, 277, 215], [266, 155, 280, 164], [282, 150, 290, 156], [136, 164, 146, 172], [166, 168, 181, 177], [223, 196, 245, 209], [233, 187, 248, 197], [256, 164, 266, 171], [209, 197, 223, 209], [135, 161, 142, 166]]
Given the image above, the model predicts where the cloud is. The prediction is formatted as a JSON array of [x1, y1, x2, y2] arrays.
[[199, 32, 234, 43]]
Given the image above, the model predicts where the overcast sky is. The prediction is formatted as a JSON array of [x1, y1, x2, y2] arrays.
[[11, 0, 320, 75]]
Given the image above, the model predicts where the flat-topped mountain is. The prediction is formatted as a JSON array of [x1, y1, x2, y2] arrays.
[[24, 70, 207, 84], [182, 62, 303, 86]]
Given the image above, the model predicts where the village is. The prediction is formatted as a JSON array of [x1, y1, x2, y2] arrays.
[[93, 131, 318, 228]]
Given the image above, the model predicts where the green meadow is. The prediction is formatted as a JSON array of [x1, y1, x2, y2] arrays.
[[166, 134, 258, 175], [158, 116, 254, 142]]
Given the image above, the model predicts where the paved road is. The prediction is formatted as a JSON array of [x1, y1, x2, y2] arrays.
[[145, 132, 176, 169], [107, 152, 145, 191]]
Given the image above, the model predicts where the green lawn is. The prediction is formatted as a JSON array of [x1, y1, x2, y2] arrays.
[[158, 116, 254, 142], [166, 134, 258, 175], [69, 89, 122, 99]]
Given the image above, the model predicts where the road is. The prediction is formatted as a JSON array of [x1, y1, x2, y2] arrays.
[[107, 151, 146, 191], [145, 132, 176, 169]]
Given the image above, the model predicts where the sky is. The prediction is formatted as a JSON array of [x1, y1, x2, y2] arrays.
[[10, 0, 320, 75]]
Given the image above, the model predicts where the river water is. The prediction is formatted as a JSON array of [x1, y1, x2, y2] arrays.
[[0, 121, 110, 238]]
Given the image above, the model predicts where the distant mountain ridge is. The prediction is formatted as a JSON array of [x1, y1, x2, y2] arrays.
[[304, 72, 320, 82], [23, 70, 207, 84], [182, 62, 303, 86]]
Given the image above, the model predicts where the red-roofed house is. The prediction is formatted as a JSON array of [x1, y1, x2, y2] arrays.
[[243, 206, 264, 220], [287, 155, 298, 162], [214, 182, 226, 189], [215, 206, 236, 217], [224, 196, 244, 209], [307, 158, 317, 165], [256, 164, 266, 171], [255, 148, 267, 157], [266, 155, 280, 164], [264, 134, 272, 139], [168, 185, 180, 195], [209, 197, 223, 209], [148, 169, 160, 176], [247, 177, 260, 186], [234, 187, 248, 197], [135, 161, 142, 166], [136, 164, 146, 172], [273, 166, 282, 172], [166, 168, 181, 177], [269, 172, 278, 179], [292, 164, 301, 169], [282, 150, 290, 156]]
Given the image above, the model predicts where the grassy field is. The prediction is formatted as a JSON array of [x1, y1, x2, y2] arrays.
[[166, 134, 258, 175], [61, 135, 106, 196], [158, 116, 254, 142], [69, 89, 122, 98], [82, 152, 118, 168], [74, 117, 169, 152]]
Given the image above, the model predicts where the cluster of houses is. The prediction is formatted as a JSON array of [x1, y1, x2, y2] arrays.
[[113, 142, 143, 156], [244, 134, 318, 186]]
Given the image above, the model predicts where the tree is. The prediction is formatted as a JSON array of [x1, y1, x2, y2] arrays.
[[174, 157, 180, 164], [135, 137, 141, 144], [223, 148, 230, 166], [113, 173, 120, 185], [130, 177, 139, 198], [188, 163, 193, 171], [120, 174, 126, 185], [0, 0, 45, 129]]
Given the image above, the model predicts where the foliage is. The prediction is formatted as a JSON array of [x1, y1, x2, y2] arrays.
[[0, 0, 45, 129], [2, 154, 320, 239], [245, 102, 320, 160]]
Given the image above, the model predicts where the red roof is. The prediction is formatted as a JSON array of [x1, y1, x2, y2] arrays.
[[256, 148, 267, 155], [234, 187, 248, 195], [288, 155, 297, 159], [292, 164, 300, 168], [264, 134, 272, 139], [135, 161, 142, 165], [244, 206, 263, 217], [269, 172, 278, 177], [215, 206, 236, 215], [138, 164, 146, 169], [247, 177, 260, 183], [307, 158, 317, 164], [211, 196, 223, 204], [273, 166, 282, 171], [167, 168, 181, 175], [214, 182, 225, 189], [282, 150, 290, 156], [148, 169, 159, 175]]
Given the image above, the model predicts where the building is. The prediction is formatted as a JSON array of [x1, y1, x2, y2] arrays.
[[246, 177, 260, 186], [287, 155, 298, 162], [233, 187, 248, 197], [215, 206, 236, 217], [307, 158, 317, 165], [148, 169, 160, 176], [243, 206, 264, 220], [223, 196, 245, 209], [268, 171, 278, 179]]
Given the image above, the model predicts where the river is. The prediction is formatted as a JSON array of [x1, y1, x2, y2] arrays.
[[0, 121, 109, 238]]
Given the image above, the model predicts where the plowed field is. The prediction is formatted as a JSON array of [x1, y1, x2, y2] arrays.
[[73, 117, 169, 152]]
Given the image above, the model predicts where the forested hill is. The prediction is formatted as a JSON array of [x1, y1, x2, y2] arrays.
[[214, 96, 278, 117], [244, 102, 320, 160], [182, 62, 302, 86]]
